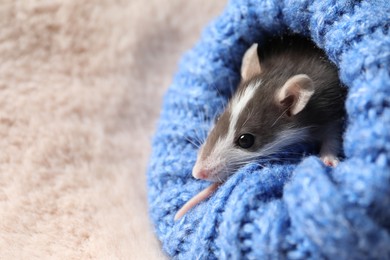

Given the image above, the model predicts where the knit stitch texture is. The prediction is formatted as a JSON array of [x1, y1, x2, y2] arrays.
[[147, 0, 390, 258]]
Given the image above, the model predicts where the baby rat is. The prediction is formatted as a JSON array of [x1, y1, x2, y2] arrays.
[[175, 35, 346, 220]]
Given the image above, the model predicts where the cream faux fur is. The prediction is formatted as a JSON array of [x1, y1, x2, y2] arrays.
[[0, 1, 225, 258]]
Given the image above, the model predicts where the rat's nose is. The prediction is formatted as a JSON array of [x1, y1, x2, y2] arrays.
[[193, 169, 209, 180]]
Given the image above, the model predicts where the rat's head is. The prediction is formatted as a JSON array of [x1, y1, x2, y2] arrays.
[[192, 43, 315, 182]]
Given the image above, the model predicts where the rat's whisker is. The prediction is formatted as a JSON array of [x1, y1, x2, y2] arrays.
[[185, 137, 200, 148], [271, 107, 289, 127]]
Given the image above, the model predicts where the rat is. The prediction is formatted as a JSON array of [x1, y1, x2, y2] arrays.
[[175, 34, 347, 220]]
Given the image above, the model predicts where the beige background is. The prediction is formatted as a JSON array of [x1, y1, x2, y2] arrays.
[[0, 0, 226, 258]]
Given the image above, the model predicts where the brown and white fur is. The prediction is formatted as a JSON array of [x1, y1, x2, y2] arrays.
[[175, 35, 346, 220]]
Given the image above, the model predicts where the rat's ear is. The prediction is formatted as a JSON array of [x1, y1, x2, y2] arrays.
[[241, 43, 261, 81], [277, 74, 314, 116]]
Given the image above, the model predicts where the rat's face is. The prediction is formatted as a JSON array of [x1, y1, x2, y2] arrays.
[[192, 74, 314, 182], [192, 43, 315, 182], [192, 80, 291, 182]]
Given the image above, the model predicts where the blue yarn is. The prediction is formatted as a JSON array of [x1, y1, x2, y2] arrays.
[[147, 0, 390, 258]]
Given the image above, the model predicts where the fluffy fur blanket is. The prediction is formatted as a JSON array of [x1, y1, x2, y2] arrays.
[[148, 0, 390, 258], [0, 0, 225, 258]]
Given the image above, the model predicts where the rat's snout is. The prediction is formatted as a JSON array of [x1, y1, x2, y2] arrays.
[[192, 167, 209, 180], [192, 159, 212, 180], [192, 145, 209, 180], [192, 152, 224, 181]]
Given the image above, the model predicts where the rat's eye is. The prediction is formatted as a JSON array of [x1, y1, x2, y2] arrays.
[[237, 134, 255, 149]]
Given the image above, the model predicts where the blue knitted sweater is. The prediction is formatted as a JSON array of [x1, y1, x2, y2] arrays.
[[147, 0, 390, 259]]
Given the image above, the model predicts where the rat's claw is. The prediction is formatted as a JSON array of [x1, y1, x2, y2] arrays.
[[321, 155, 339, 167]]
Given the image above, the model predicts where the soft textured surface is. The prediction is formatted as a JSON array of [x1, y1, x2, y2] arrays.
[[0, 0, 225, 258], [148, 0, 390, 258]]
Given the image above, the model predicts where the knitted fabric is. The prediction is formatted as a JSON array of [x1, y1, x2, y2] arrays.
[[147, 0, 390, 258]]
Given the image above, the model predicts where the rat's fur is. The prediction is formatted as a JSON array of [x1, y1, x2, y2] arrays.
[[193, 35, 347, 182]]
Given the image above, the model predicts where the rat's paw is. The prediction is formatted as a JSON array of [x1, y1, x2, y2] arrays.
[[321, 155, 339, 167]]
